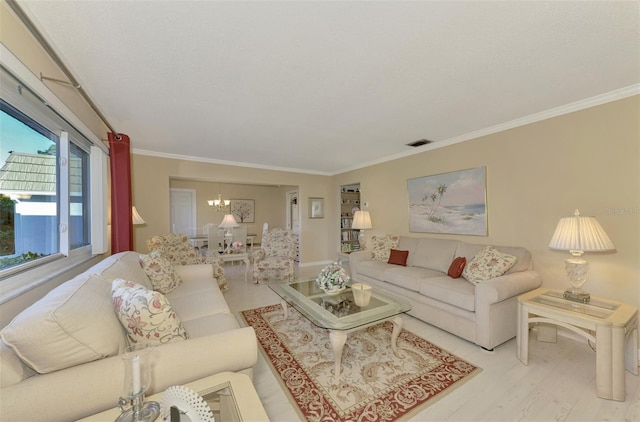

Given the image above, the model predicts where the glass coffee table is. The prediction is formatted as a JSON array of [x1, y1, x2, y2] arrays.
[[269, 279, 411, 381]]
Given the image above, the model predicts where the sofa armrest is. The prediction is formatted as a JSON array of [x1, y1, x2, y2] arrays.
[[475, 270, 543, 305], [174, 263, 213, 279], [0, 327, 257, 422], [348, 250, 374, 275]]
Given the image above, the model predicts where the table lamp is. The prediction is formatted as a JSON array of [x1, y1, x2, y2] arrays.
[[219, 214, 239, 253], [548, 209, 615, 303], [132, 206, 146, 225], [352, 210, 372, 250]]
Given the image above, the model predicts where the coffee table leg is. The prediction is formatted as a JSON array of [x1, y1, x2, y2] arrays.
[[280, 299, 289, 320], [390, 316, 403, 354], [329, 330, 347, 382]]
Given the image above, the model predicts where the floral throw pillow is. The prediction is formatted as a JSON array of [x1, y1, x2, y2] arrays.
[[139, 250, 182, 294], [111, 279, 188, 344], [371, 235, 400, 262], [462, 246, 517, 284]]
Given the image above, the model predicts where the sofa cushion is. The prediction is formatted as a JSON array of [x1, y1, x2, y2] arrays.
[[448, 257, 467, 278], [418, 276, 477, 312], [455, 242, 531, 274], [180, 313, 240, 338], [139, 250, 183, 294], [0, 273, 128, 374], [93, 251, 153, 289], [357, 260, 390, 281], [462, 246, 517, 284], [387, 249, 409, 266], [408, 237, 459, 273], [111, 279, 188, 344], [0, 342, 36, 387], [166, 279, 231, 322], [370, 235, 400, 261], [383, 266, 443, 292], [397, 236, 419, 253]]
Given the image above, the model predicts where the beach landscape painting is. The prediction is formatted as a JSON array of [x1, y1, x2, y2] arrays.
[[407, 167, 487, 235]]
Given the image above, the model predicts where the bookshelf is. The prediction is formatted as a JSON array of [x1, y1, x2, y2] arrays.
[[340, 183, 361, 253]]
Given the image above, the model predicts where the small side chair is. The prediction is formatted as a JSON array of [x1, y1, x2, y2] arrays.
[[146, 233, 228, 291]]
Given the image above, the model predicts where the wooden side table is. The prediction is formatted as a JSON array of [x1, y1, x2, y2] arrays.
[[80, 372, 269, 421], [517, 288, 638, 401]]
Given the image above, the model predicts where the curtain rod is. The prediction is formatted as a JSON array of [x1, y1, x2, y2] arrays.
[[6, 0, 121, 140]]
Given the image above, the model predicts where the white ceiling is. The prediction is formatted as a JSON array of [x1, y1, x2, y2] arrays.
[[17, 1, 640, 175]]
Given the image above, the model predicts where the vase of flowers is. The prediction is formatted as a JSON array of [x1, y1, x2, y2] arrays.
[[316, 262, 350, 294], [231, 241, 244, 253]]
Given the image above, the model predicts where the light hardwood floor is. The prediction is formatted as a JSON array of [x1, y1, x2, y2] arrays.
[[221, 264, 639, 421]]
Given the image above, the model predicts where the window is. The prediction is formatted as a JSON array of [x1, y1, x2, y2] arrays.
[[0, 63, 102, 281], [0, 103, 60, 269]]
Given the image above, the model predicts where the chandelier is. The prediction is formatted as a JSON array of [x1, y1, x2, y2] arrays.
[[208, 193, 230, 212]]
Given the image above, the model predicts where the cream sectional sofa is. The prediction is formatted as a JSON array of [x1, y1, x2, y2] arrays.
[[0, 251, 257, 421], [349, 236, 543, 350]]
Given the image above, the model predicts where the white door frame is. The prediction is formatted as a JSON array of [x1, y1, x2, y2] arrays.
[[169, 188, 197, 235], [286, 190, 299, 234]]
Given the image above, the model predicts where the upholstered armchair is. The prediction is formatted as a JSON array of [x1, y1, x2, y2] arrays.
[[252, 228, 297, 284], [146, 233, 228, 291]]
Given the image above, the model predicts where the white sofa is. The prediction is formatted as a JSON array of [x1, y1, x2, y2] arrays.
[[349, 236, 543, 350], [0, 251, 257, 421]]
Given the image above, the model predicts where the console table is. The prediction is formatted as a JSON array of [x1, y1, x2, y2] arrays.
[[517, 288, 638, 401]]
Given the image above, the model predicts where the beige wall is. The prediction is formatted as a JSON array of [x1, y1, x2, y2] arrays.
[[334, 96, 639, 310], [168, 179, 296, 244], [131, 155, 333, 264], [0, 1, 108, 142]]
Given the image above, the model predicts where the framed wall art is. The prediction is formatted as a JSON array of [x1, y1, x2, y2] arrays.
[[407, 166, 487, 235], [230, 199, 255, 223], [309, 197, 324, 219]]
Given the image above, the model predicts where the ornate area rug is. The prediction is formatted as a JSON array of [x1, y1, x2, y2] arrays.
[[241, 304, 481, 421]]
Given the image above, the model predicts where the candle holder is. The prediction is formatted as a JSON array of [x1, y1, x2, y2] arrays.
[[352, 283, 372, 307], [116, 344, 161, 422]]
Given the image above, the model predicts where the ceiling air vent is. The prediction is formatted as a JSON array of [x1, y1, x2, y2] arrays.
[[406, 139, 433, 147]]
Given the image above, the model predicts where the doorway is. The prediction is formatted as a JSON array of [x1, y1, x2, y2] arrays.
[[169, 188, 196, 235], [286, 190, 299, 235]]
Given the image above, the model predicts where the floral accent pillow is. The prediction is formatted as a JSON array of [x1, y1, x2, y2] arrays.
[[371, 235, 400, 261], [462, 246, 517, 284], [111, 279, 188, 344], [139, 250, 182, 294]]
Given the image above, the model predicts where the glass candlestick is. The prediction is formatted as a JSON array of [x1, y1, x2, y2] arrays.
[[116, 344, 161, 422]]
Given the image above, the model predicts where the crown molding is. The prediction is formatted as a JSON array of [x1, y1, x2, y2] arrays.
[[134, 84, 639, 177], [334, 85, 640, 175], [131, 148, 332, 176]]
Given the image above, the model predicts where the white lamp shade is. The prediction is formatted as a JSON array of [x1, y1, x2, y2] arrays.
[[132, 206, 145, 225], [218, 214, 239, 228], [549, 210, 614, 252], [352, 210, 372, 230]]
